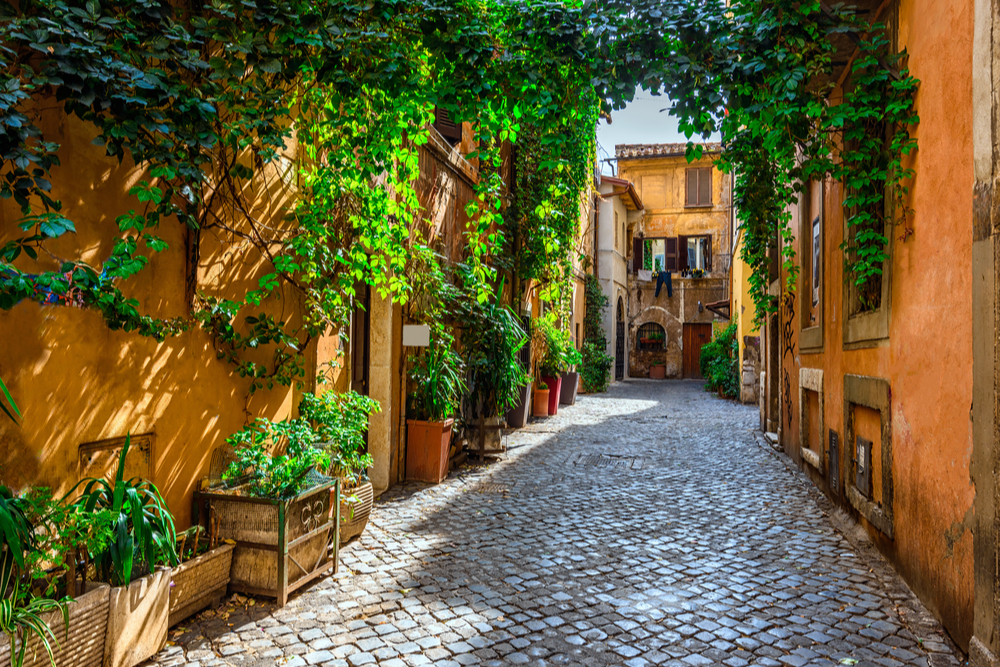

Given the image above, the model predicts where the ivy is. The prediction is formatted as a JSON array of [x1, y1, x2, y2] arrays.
[[0, 0, 919, 394]]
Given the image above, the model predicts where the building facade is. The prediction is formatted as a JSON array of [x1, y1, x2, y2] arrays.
[[736, 0, 979, 649], [616, 144, 731, 379]]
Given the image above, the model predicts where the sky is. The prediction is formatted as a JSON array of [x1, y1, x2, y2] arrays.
[[596, 88, 720, 175]]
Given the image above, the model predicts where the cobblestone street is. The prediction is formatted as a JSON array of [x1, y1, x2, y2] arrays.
[[152, 381, 965, 667]]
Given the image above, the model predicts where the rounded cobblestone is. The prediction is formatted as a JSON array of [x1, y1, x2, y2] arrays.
[[149, 381, 963, 667]]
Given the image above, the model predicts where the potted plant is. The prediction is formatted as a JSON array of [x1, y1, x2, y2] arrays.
[[650, 361, 666, 379], [167, 524, 235, 627], [300, 389, 381, 542], [404, 337, 466, 484], [538, 316, 567, 416], [457, 271, 530, 459], [194, 418, 339, 607], [560, 346, 583, 406], [68, 434, 178, 667], [532, 380, 550, 417]]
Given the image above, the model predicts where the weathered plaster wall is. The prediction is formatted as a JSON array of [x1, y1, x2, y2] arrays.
[[781, 0, 976, 645], [0, 114, 307, 529]]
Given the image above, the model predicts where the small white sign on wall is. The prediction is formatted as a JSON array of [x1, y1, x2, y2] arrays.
[[402, 324, 431, 347]]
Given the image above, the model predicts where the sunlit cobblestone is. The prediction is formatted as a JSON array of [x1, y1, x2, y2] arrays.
[[147, 381, 963, 667]]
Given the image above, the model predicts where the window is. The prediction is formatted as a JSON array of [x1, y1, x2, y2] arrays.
[[614, 211, 620, 251], [799, 180, 824, 351], [685, 168, 712, 207], [637, 322, 666, 350], [433, 107, 462, 145], [685, 236, 711, 271], [640, 238, 678, 272]]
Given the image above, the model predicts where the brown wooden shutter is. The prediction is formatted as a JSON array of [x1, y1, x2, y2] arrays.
[[632, 237, 643, 273], [665, 237, 678, 271], [678, 235, 688, 271], [686, 169, 697, 206], [698, 168, 712, 205], [434, 107, 462, 142], [704, 235, 712, 271]]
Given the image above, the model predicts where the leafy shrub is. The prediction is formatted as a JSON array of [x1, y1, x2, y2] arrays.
[[299, 390, 380, 487], [580, 274, 612, 392], [223, 418, 330, 499], [700, 319, 740, 399], [407, 338, 466, 423], [581, 340, 613, 393]]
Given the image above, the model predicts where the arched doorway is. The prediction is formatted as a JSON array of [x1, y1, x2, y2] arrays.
[[615, 297, 625, 380]]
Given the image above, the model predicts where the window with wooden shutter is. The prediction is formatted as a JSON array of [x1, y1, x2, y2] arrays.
[[632, 237, 644, 273], [685, 168, 712, 207], [665, 237, 678, 271], [434, 107, 462, 144]]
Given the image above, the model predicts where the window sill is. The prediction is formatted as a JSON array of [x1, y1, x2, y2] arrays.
[[684, 203, 714, 209]]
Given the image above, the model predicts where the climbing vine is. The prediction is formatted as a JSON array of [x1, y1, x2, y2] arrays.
[[0, 0, 919, 392]]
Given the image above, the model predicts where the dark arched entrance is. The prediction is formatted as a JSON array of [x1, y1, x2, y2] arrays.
[[615, 297, 625, 380]]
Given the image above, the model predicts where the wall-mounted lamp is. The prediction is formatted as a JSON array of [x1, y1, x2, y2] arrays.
[[698, 301, 704, 313]]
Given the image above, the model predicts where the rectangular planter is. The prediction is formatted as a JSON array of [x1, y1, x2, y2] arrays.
[[650, 366, 666, 379], [105, 568, 171, 667], [559, 372, 579, 405], [195, 480, 340, 607], [506, 383, 532, 428], [169, 542, 235, 626], [0, 581, 109, 667], [406, 419, 454, 483]]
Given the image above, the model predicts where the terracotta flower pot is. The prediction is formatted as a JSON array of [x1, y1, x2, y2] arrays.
[[532, 389, 550, 417], [542, 376, 562, 415], [406, 419, 454, 484], [650, 365, 666, 379]]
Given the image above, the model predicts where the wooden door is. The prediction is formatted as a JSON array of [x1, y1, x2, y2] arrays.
[[683, 323, 712, 378]]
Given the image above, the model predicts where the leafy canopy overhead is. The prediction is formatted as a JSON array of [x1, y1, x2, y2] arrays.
[[0, 0, 916, 384]]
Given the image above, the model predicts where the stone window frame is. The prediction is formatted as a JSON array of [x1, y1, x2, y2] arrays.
[[799, 181, 824, 352], [798, 368, 824, 472], [843, 374, 894, 539]]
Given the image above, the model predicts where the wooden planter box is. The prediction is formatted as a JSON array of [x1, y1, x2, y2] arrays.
[[105, 568, 171, 667], [0, 582, 109, 667], [169, 542, 235, 626], [650, 366, 666, 379], [195, 480, 340, 607], [338, 481, 374, 544]]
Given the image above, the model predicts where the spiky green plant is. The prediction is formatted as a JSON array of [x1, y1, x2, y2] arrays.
[[68, 435, 177, 587], [0, 579, 67, 667], [0, 376, 20, 425]]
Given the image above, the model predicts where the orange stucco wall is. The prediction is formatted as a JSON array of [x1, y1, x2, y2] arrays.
[[780, 0, 975, 646], [0, 113, 310, 528]]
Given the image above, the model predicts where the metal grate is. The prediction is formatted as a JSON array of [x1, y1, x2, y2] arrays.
[[472, 481, 512, 494], [572, 454, 645, 470]]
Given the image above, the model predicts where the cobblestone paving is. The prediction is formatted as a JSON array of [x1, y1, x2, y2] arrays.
[[150, 381, 965, 667]]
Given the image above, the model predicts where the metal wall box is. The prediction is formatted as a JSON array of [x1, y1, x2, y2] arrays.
[[79, 433, 154, 482], [856, 436, 873, 499], [828, 429, 839, 496]]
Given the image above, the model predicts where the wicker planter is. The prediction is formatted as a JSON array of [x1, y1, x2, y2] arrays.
[[541, 376, 562, 415], [105, 568, 171, 667], [338, 481, 374, 544], [195, 480, 340, 607], [506, 383, 532, 428], [169, 542, 235, 626], [405, 419, 454, 483], [650, 365, 666, 379], [0, 582, 109, 667], [532, 388, 550, 417], [559, 372, 579, 405]]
